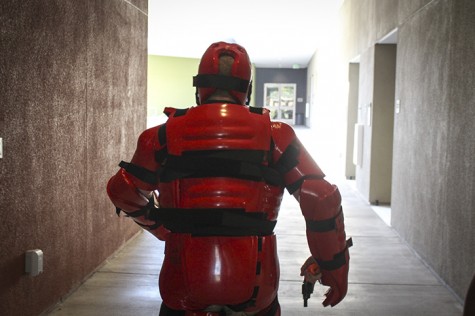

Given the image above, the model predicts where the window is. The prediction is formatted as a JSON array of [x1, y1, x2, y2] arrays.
[[264, 83, 296, 125]]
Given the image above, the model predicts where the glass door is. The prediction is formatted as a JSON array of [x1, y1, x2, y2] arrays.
[[264, 83, 296, 125]]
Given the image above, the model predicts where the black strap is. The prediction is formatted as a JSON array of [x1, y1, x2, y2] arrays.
[[155, 124, 168, 164], [158, 292, 279, 315], [119, 161, 159, 185], [306, 207, 343, 232], [263, 296, 280, 316], [249, 106, 264, 114], [155, 147, 168, 164], [114, 198, 162, 230], [148, 207, 277, 237], [158, 124, 167, 144], [201, 99, 241, 104], [125, 202, 153, 218], [193, 74, 250, 93], [159, 303, 186, 316], [176, 149, 266, 163], [164, 108, 188, 117], [116, 196, 154, 218], [158, 150, 284, 186], [286, 175, 322, 195], [172, 108, 188, 117], [316, 238, 353, 270], [134, 220, 161, 230], [227, 286, 259, 311], [273, 143, 300, 174]]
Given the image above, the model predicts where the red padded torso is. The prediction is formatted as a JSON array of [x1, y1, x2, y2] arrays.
[[157, 104, 283, 312]]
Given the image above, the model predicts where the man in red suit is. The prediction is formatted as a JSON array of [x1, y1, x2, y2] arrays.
[[107, 41, 350, 316]]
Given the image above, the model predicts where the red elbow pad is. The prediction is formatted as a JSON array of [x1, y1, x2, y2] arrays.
[[107, 169, 149, 212]]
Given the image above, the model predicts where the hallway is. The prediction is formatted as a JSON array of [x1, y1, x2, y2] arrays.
[[46, 128, 464, 316]]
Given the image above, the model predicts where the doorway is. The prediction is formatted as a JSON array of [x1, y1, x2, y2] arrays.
[[347, 29, 398, 225], [264, 83, 297, 125]]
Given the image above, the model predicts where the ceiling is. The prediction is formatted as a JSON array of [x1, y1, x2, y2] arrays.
[[148, 0, 343, 68]]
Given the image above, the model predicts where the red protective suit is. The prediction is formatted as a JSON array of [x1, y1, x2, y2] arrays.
[[107, 103, 350, 315]]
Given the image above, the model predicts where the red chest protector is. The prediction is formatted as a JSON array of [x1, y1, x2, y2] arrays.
[[155, 103, 284, 312]]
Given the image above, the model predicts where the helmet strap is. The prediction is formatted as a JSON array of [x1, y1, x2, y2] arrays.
[[246, 81, 253, 105], [195, 88, 200, 105], [193, 74, 249, 93]]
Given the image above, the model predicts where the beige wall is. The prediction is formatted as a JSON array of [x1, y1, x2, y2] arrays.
[[308, 0, 475, 301], [369, 44, 396, 204], [147, 55, 257, 126], [0, 1, 146, 315], [147, 55, 200, 117]]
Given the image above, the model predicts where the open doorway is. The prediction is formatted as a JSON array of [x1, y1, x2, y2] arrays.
[[370, 29, 398, 226], [345, 62, 360, 180], [346, 29, 397, 226]]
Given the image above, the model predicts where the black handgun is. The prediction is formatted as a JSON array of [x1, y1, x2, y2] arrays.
[[302, 281, 315, 307]]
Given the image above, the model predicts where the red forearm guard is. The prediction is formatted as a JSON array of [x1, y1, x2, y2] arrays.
[[298, 178, 350, 307], [107, 168, 149, 212], [107, 168, 169, 240], [106, 125, 171, 240]]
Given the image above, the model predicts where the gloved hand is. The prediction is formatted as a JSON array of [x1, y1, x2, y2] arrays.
[[320, 267, 348, 306], [300, 257, 322, 307], [300, 256, 322, 284], [300, 255, 349, 307]]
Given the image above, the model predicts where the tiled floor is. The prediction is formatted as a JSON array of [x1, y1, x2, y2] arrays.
[[47, 127, 464, 316]]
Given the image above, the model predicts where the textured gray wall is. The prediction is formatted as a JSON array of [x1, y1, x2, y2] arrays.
[[392, 0, 475, 300], [0, 1, 147, 315], [339, 0, 475, 300]]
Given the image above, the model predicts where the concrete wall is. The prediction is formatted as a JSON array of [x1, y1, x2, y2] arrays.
[[329, 0, 475, 301], [391, 0, 475, 301], [0, 1, 147, 315]]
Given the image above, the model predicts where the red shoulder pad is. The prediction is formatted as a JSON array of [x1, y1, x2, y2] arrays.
[[163, 107, 176, 117], [271, 123, 325, 191], [166, 104, 271, 155]]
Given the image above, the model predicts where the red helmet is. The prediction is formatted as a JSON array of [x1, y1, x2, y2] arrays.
[[193, 42, 252, 105]]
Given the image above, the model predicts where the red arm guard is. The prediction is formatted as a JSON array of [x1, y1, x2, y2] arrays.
[[271, 122, 325, 191], [271, 122, 350, 307], [298, 179, 350, 307], [106, 125, 169, 240], [106, 168, 150, 211]]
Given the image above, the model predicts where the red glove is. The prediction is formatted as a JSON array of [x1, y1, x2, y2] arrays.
[[319, 247, 350, 307], [300, 250, 349, 307]]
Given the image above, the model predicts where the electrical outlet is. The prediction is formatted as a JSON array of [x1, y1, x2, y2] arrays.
[[25, 249, 44, 276]]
